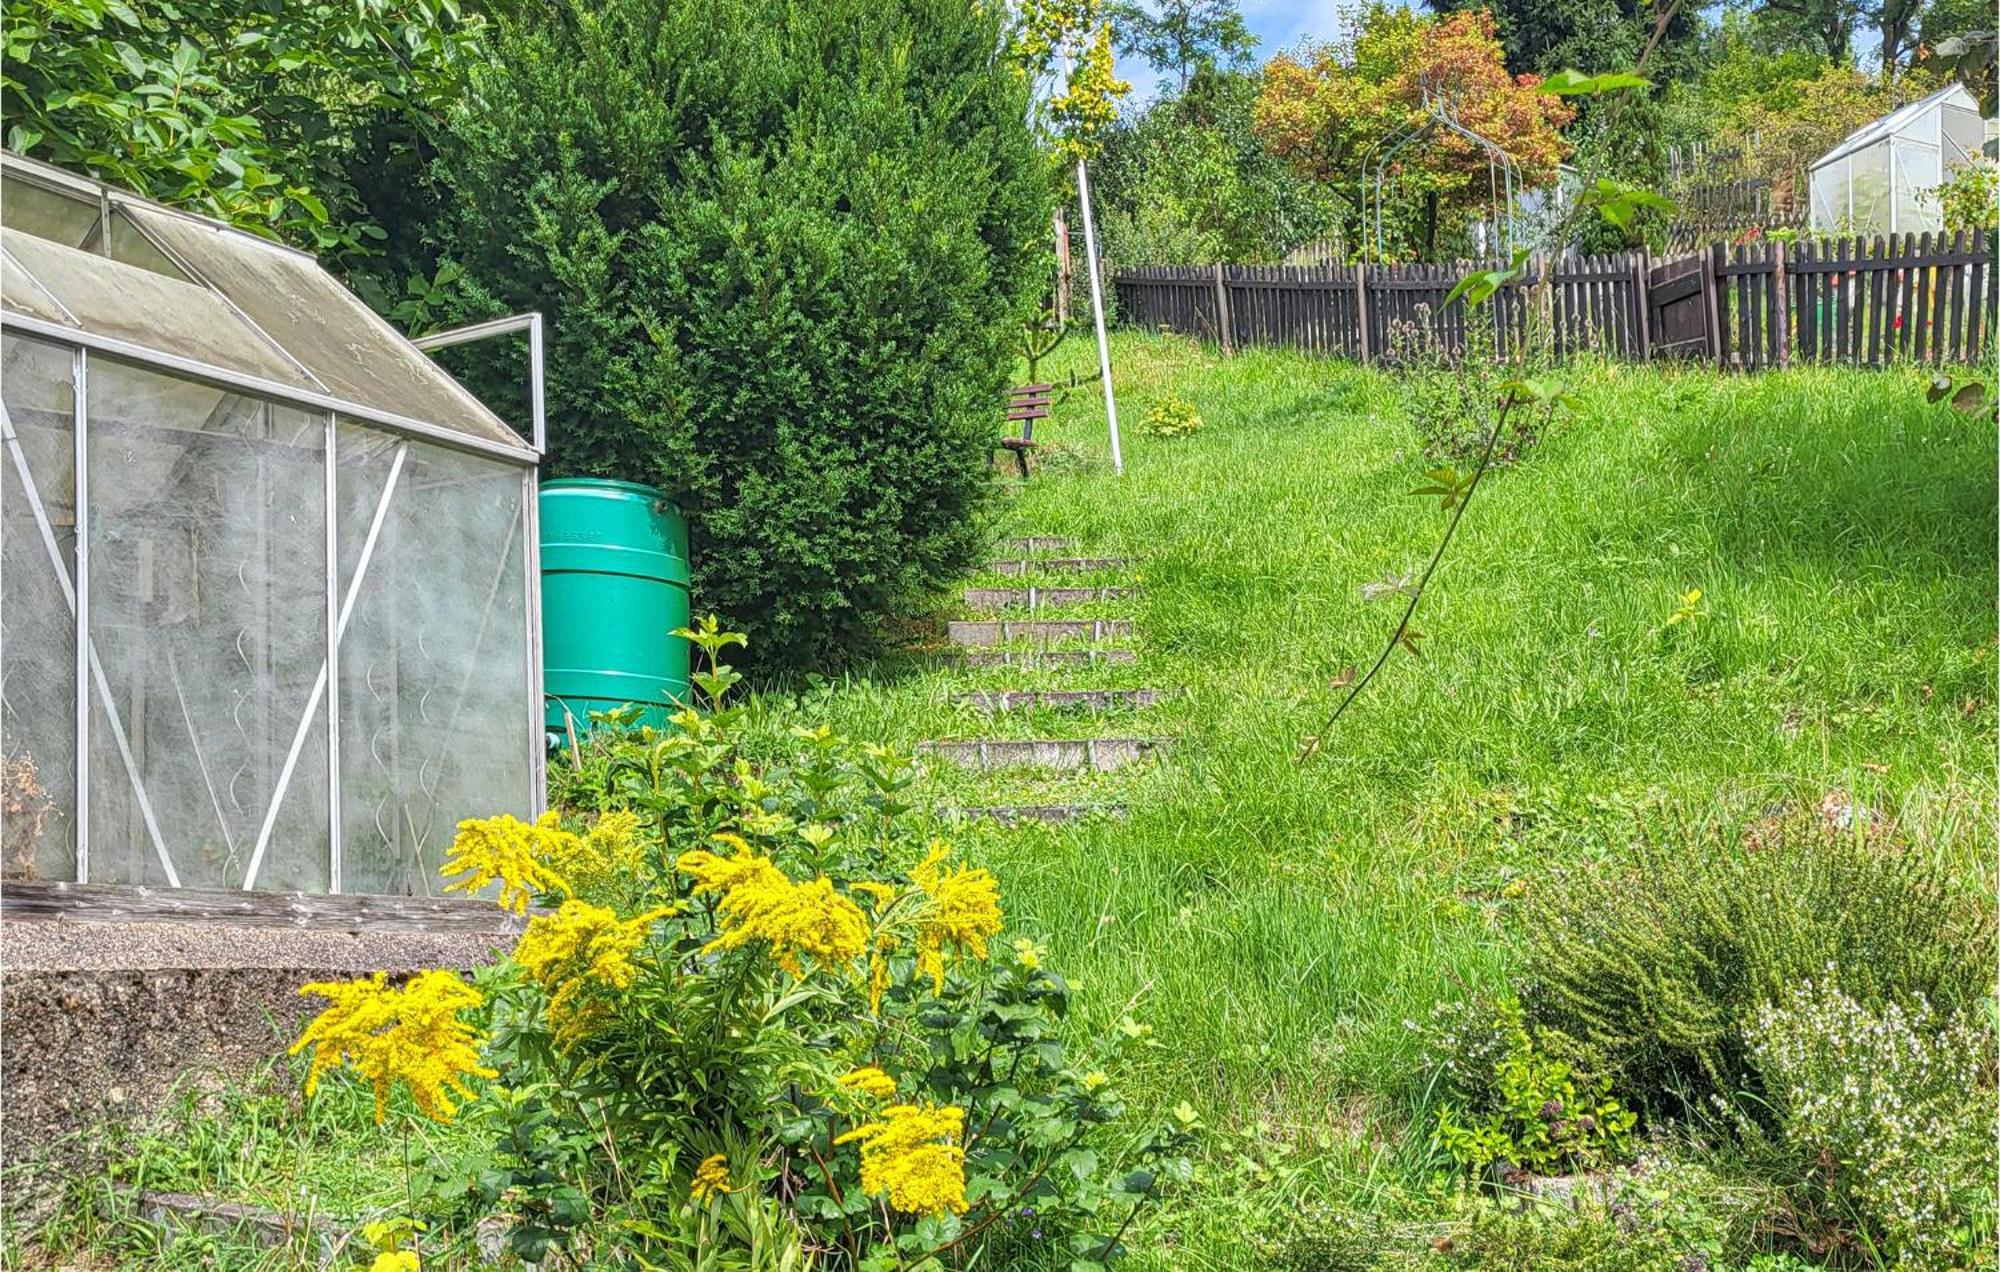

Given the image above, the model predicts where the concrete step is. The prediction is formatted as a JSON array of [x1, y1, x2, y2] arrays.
[[917, 737, 1170, 772], [953, 688, 1161, 714], [960, 648, 1137, 668], [947, 803, 1130, 827], [1003, 536, 1076, 553], [948, 618, 1133, 647], [963, 585, 1137, 611], [988, 557, 1132, 577]]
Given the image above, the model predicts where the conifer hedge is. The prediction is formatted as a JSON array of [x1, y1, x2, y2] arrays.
[[429, 0, 1048, 669]]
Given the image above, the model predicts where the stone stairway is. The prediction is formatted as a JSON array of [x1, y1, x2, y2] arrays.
[[924, 537, 1170, 826]]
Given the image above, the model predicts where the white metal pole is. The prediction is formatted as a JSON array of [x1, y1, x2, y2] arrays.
[[1075, 157, 1123, 476]]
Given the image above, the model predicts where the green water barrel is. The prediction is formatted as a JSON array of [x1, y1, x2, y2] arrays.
[[539, 477, 691, 736]]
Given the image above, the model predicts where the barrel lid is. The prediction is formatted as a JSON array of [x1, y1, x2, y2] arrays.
[[540, 476, 667, 499]]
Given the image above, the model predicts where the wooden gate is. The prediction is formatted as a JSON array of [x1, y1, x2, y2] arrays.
[[1647, 252, 1716, 360]]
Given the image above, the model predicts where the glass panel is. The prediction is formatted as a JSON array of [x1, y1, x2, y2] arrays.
[[126, 206, 528, 452], [1, 336, 79, 880], [338, 425, 531, 897], [0, 173, 98, 247], [85, 358, 329, 890], [2, 231, 313, 389], [1848, 146, 1891, 234], [77, 209, 194, 282]]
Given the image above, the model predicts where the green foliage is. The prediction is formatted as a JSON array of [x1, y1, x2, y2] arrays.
[[423, 0, 1049, 672], [1138, 394, 1205, 438], [1744, 976, 1997, 1267], [1384, 304, 1547, 467], [1094, 67, 1340, 265], [439, 628, 1193, 1268], [1430, 997, 1637, 1175], [0, 0, 483, 255], [1923, 157, 2000, 229], [1519, 810, 1995, 1122]]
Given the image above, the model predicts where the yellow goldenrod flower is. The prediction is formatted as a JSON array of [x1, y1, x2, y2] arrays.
[[837, 1066, 898, 1100], [677, 838, 867, 977], [836, 1102, 969, 1216], [369, 1253, 419, 1272], [536, 809, 651, 899], [512, 900, 664, 1047], [441, 812, 569, 912], [910, 843, 1003, 993], [291, 971, 495, 1124], [690, 1153, 734, 1203], [850, 880, 900, 910]]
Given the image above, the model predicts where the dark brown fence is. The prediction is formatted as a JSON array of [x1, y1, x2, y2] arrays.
[[1113, 231, 1996, 370]]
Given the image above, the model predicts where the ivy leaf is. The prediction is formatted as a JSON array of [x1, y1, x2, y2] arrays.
[[1539, 69, 1653, 96], [1581, 178, 1676, 232]]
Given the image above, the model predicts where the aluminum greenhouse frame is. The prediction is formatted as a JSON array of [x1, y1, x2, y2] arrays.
[[0, 150, 545, 901], [1808, 84, 1989, 236]]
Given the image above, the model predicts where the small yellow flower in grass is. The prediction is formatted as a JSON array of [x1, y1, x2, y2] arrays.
[[838, 1066, 898, 1101], [441, 812, 569, 912], [678, 837, 867, 977], [291, 971, 495, 1124], [369, 1253, 419, 1272], [836, 1103, 969, 1216], [512, 899, 666, 1047], [1011, 936, 1044, 970], [910, 842, 1003, 993], [1082, 1070, 1110, 1092], [690, 1153, 734, 1203]]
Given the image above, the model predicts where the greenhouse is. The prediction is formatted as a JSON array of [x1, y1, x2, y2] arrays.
[[1807, 83, 1989, 235], [0, 151, 543, 899]]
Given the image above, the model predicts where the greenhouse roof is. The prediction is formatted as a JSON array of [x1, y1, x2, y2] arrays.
[[0, 151, 532, 462], [1811, 84, 1983, 170]]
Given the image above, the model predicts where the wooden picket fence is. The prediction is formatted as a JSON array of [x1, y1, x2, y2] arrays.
[[1112, 230, 1996, 370]]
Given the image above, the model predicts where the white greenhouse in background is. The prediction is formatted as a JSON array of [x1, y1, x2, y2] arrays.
[[1808, 84, 1990, 236], [0, 151, 544, 898]]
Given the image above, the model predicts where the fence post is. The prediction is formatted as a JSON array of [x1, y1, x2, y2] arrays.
[[1633, 249, 1652, 361], [1772, 239, 1789, 369], [1354, 260, 1372, 364], [1704, 243, 1725, 364], [1212, 262, 1233, 355]]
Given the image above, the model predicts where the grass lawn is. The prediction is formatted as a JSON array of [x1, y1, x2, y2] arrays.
[[748, 331, 1996, 1264], [24, 331, 1993, 1268]]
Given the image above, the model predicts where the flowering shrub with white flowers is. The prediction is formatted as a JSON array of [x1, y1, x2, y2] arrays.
[[1746, 975, 1997, 1268]]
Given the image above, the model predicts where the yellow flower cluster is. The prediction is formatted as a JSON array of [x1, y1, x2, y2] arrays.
[[291, 970, 495, 1124], [836, 1102, 969, 1216], [368, 1254, 419, 1272], [536, 809, 651, 899], [677, 836, 868, 977], [911, 843, 1004, 994], [837, 1066, 898, 1101], [441, 812, 569, 912], [690, 1153, 734, 1202], [512, 899, 666, 1047]]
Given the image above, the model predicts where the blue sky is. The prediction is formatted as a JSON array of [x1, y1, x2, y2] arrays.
[[1118, 0, 1371, 105]]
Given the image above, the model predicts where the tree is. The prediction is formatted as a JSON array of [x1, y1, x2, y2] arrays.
[[1253, 7, 1575, 260], [0, 0, 482, 257], [1093, 67, 1340, 263], [1108, 0, 1257, 92], [424, 0, 1049, 672], [1426, 0, 1702, 80]]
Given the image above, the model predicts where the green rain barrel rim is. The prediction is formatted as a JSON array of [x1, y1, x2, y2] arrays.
[[540, 476, 669, 499]]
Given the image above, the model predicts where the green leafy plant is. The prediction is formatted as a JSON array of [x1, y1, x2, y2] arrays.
[[0, 0, 483, 254], [1518, 809, 1994, 1122], [299, 623, 1193, 1269], [1140, 394, 1206, 438], [1431, 997, 1637, 1176]]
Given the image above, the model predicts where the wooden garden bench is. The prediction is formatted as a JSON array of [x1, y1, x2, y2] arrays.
[[998, 383, 1053, 478]]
